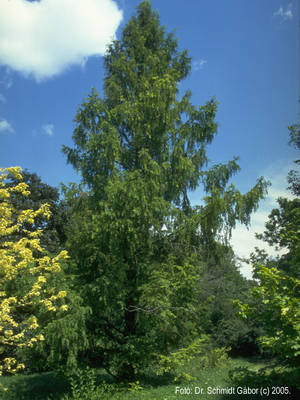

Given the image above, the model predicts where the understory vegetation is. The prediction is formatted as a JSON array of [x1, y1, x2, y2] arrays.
[[0, 357, 299, 399], [1, 1, 299, 398]]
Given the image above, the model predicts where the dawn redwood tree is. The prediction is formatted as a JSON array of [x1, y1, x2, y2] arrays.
[[62, 1, 268, 380]]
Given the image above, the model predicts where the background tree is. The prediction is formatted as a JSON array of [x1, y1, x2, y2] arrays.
[[256, 114, 300, 279], [238, 117, 300, 365], [198, 244, 263, 356], [2, 170, 68, 253], [62, 0, 268, 380]]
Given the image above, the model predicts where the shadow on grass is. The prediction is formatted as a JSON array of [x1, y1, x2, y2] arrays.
[[219, 364, 300, 400], [0, 372, 69, 400], [0, 367, 123, 400]]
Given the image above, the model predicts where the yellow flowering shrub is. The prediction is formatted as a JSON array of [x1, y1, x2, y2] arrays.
[[0, 167, 69, 376]]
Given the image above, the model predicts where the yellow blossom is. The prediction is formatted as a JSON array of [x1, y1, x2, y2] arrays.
[[0, 167, 69, 374], [57, 291, 67, 298], [37, 276, 46, 284]]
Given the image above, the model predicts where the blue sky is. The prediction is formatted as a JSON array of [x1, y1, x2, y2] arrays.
[[0, 0, 299, 277]]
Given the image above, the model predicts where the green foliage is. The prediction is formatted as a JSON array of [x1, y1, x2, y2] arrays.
[[14, 262, 91, 374], [202, 346, 231, 368], [155, 336, 230, 383], [256, 198, 300, 252], [236, 237, 300, 363], [237, 263, 300, 363], [154, 336, 209, 381], [2, 169, 68, 253], [197, 245, 262, 355], [61, 367, 97, 400], [229, 364, 300, 396], [255, 109, 300, 277], [238, 119, 300, 365], [254, 197, 300, 280], [60, 367, 145, 400], [61, 0, 268, 380]]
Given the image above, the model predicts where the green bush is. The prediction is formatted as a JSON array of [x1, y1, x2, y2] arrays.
[[154, 336, 230, 382]]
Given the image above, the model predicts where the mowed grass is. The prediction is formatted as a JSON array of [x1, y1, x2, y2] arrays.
[[0, 357, 299, 400]]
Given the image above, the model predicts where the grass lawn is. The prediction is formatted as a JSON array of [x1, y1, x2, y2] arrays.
[[0, 357, 299, 399]]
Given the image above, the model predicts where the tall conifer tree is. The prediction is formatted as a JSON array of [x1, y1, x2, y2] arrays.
[[62, 1, 268, 380]]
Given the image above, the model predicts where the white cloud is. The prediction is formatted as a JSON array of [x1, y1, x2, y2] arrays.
[[231, 160, 298, 279], [273, 3, 293, 21], [42, 123, 54, 136], [192, 59, 207, 71], [0, 94, 6, 103], [0, 119, 14, 133], [0, 68, 13, 88], [0, 0, 123, 81]]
